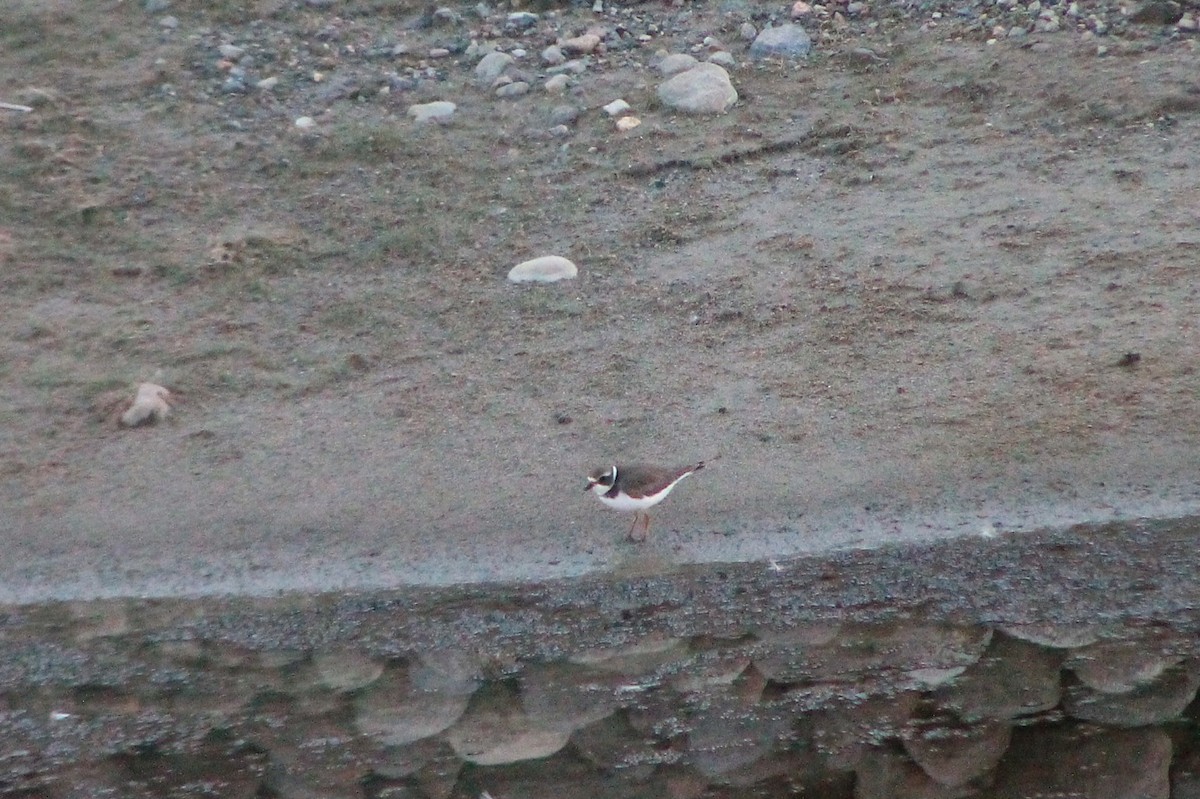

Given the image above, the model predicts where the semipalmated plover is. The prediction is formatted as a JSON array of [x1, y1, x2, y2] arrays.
[[584, 461, 705, 541]]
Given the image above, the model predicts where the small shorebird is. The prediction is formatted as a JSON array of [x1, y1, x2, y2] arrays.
[[584, 461, 705, 541]]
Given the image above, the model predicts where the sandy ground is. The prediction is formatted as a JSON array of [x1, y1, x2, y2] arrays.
[[3, 1, 1200, 603]]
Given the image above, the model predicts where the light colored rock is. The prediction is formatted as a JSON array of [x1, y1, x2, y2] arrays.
[[474, 50, 514, 85], [905, 666, 968, 688], [407, 100, 456, 123], [571, 634, 685, 674], [120, 383, 172, 427], [544, 74, 570, 93], [902, 721, 1011, 787], [507, 255, 578, 283], [602, 98, 631, 116], [933, 634, 1062, 722], [792, 1, 814, 17], [560, 32, 601, 54], [1000, 623, 1102, 649], [707, 51, 736, 68], [739, 21, 758, 40], [217, 43, 245, 60], [495, 81, 529, 98], [446, 686, 570, 765], [521, 663, 618, 733], [658, 53, 700, 76], [541, 44, 566, 65], [656, 63, 737, 114], [294, 115, 316, 129], [749, 23, 813, 59], [1064, 661, 1200, 727], [615, 116, 641, 131], [353, 657, 479, 746], [1067, 640, 1182, 693], [255, 76, 280, 90], [314, 650, 385, 692]]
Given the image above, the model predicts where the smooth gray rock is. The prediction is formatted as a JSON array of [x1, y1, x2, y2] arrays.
[[474, 50, 514, 85], [656, 63, 737, 114], [749, 23, 813, 59]]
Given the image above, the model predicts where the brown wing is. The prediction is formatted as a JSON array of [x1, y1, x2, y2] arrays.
[[618, 462, 704, 498]]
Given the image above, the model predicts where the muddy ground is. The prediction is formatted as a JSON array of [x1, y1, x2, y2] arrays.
[[2, 0, 1200, 603]]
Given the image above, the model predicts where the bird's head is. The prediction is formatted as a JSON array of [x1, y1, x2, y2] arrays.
[[584, 465, 617, 493]]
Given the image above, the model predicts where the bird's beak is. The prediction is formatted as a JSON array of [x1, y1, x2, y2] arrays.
[[583, 480, 595, 492]]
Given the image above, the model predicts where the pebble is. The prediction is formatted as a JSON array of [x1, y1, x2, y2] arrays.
[[739, 22, 758, 40], [475, 50, 514, 85], [541, 45, 566, 65], [495, 81, 530, 98], [221, 76, 247, 94], [548, 104, 580, 125], [792, 2, 814, 18], [602, 98, 631, 116], [256, 76, 280, 90], [749, 23, 813, 59], [506, 11, 539, 30], [544, 74, 570, 93], [657, 63, 737, 114], [217, 44, 245, 60], [560, 33, 602, 55], [294, 116, 317, 129], [615, 116, 641, 131], [707, 51, 736, 68], [1178, 13, 1198, 29], [158, 15, 179, 29], [658, 53, 700, 76], [507, 255, 578, 283], [429, 47, 451, 58], [408, 100, 457, 122]]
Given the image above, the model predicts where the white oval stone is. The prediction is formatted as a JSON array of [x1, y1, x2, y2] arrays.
[[507, 255, 577, 283], [407, 100, 457, 123]]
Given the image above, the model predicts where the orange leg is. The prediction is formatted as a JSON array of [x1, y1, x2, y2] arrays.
[[628, 513, 652, 542]]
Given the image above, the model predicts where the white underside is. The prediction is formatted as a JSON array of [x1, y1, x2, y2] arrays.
[[589, 472, 693, 512]]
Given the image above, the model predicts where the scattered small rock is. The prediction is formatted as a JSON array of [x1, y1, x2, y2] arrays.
[[294, 116, 317, 129], [158, 15, 179, 29], [658, 53, 700, 76], [657, 63, 738, 114], [544, 74, 570, 93], [507, 255, 578, 283], [739, 22, 758, 40], [120, 383, 173, 428], [615, 116, 641, 131], [475, 50, 514, 85], [1129, 0, 1183, 24], [560, 33, 601, 55], [217, 43, 245, 60], [749, 23, 813, 59], [256, 76, 280, 90], [792, 2, 814, 18], [408, 100, 457, 123], [707, 51, 736, 68], [495, 81, 530, 98], [548, 104, 580, 125], [428, 47, 451, 58], [506, 11, 539, 31], [541, 44, 566, 65], [602, 98, 631, 116]]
